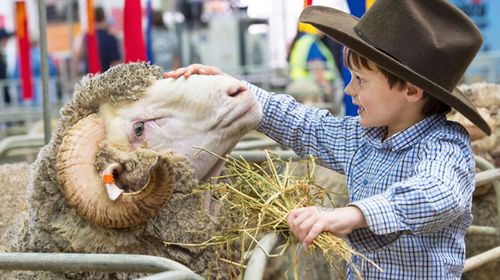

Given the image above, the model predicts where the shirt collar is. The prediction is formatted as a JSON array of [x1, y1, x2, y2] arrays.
[[363, 114, 445, 151]]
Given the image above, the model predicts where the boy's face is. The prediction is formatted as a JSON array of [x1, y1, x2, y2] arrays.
[[345, 61, 424, 137]]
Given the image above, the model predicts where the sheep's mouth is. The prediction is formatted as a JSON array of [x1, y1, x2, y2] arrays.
[[201, 158, 226, 182]]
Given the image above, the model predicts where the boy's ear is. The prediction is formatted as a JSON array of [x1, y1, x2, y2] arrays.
[[405, 84, 424, 102]]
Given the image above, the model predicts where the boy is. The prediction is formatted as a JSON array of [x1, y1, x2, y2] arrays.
[[165, 0, 491, 278]]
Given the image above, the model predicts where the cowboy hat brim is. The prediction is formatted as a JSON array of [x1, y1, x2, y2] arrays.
[[300, 6, 491, 136]]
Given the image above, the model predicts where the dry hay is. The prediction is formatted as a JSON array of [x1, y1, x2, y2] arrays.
[[167, 150, 379, 279]]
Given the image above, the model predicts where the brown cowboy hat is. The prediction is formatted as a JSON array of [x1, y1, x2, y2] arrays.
[[300, 0, 491, 135]]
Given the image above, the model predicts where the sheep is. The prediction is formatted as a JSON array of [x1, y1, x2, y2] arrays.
[[450, 83, 499, 169], [0, 162, 30, 252], [0, 62, 262, 279], [448, 83, 500, 279]]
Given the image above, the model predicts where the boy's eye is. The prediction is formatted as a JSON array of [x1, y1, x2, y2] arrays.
[[355, 76, 363, 86]]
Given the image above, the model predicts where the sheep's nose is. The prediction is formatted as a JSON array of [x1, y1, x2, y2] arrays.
[[227, 85, 247, 97]]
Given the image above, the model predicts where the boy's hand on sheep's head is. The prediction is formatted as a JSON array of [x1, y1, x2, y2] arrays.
[[164, 64, 224, 79]]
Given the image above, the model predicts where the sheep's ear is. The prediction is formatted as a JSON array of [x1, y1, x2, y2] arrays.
[[56, 114, 175, 228]]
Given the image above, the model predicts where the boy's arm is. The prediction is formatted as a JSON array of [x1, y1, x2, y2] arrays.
[[247, 83, 362, 173], [165, 65, 364, 173], [350, 131, 475, 236]]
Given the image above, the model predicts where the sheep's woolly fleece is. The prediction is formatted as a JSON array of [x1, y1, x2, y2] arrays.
[[458, 82, 500, 109], [60, 62, 163, 130], [454, 83, 500, 159]]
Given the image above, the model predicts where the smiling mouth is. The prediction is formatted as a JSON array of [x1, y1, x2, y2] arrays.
[[353, 103, 365, 113]]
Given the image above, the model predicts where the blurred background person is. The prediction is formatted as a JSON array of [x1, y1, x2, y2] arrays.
[[73, 6, 121, 75], [150, 10, 180, 71], [0, 28, 14, 106], [286, 22, 344, 114]]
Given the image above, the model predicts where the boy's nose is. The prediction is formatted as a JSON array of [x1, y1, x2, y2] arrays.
[[345, 82, 355, 97]]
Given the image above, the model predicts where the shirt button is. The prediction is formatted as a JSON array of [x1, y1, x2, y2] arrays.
[[362, 179, 369, 185]]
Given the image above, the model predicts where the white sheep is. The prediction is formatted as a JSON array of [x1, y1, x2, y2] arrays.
[[0, 62, 262, 279], [450, 83, 499, 168]]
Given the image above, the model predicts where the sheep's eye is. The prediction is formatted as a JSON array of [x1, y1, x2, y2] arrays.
[[133, 122, 144, 137]]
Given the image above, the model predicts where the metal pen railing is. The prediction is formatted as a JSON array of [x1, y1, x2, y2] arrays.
[[0, 253, 203, 280]]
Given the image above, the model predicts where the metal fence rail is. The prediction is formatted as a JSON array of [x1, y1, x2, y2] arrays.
[[243, 233, 283, 280], [0, 253, 203, 280], [467, 156, 500, 237]]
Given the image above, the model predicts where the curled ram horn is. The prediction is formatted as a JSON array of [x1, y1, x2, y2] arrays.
[[56, 114, 174, 228]]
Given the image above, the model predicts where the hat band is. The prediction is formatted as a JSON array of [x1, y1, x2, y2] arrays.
[[352, 26, 403, 67]]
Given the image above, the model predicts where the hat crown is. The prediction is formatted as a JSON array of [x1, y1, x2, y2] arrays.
[[354, 0, 482, 92]]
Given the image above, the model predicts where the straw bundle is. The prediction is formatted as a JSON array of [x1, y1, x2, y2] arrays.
[[167, 151, 378, 279]]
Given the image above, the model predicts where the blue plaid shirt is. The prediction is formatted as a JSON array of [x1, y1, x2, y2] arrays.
[[249, 84, 475, 279]]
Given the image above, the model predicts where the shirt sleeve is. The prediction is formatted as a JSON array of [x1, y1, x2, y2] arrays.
[[247, 82, 363, 174], [351, 131, 475, 235]]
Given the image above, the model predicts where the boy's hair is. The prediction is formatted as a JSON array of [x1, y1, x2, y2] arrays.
[[344, 49, 451, 116]]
